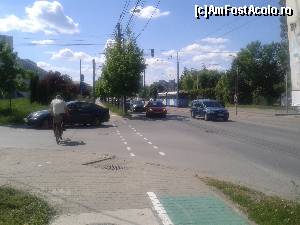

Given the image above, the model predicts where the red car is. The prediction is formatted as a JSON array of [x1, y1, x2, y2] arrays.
[[145, 101, 167, 118]]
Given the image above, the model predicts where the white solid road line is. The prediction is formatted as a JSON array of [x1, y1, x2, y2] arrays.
[[147, 192, 174, 225], [159, 152, 166, 156], [130, 153, 135, 157], [126, 146, 131, 151]]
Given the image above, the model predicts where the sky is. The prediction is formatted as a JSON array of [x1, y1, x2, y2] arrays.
[[0, 0, 283, 85]]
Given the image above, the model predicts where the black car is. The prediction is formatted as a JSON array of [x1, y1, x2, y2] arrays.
[[24, 101, 110, 128], [130, 100, 145, 112], [190, 99, 229, 121]]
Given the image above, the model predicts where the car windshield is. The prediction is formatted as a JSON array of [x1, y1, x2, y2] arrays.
[[148, 101, 164, 107], [132, 100, 143, 105], [203, 101, 222, 108]]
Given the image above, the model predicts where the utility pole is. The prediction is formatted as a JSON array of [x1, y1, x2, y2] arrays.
[[286, 72, 288, 113], [116, 22, 122, 44], [176, 51, 180, 107], [92, 59, 96, 103], [235, 65, 239, 116], [143, 69, 146, 88], [80, 59, 82, 96]]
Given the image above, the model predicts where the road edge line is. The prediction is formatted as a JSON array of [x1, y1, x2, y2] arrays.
[[147, 192, 174, 225]]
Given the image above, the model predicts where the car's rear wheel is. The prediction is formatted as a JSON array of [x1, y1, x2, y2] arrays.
[[204, 113, 210, 121], [191, 111, 195, 118], [40, 119, 50, 129], [93, 117, 101, 127]]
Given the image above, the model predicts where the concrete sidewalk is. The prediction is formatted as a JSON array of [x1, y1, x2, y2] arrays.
[[0, 145, 251, 225]]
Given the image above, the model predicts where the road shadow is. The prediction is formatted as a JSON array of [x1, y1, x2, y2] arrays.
[[193, 117, 236, 123], [59, 138, 86, 146], [68, 123, 115, 129], [128, 113, 190, 122]]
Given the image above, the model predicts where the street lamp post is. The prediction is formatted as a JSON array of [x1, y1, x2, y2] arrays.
[[229, 54, 239, 116], [235, 65, 239, 116]]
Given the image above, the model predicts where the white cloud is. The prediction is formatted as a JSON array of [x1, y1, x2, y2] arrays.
[[146, 57, 170, 68], [31, 39, 55, 45], [37, 61, 97, 84], [161, 50, 177, 57], [201, 37, 229, 45], [51, 48, 105, 64], [131, 6, 170, 19], [37, 61, 77, 75], [0, 1, 79, 34], [192, 51, 236, 63], [144, 38, 237, 84]]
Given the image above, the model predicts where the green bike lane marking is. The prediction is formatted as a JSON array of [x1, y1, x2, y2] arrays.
[[148, 192, 249, 225]]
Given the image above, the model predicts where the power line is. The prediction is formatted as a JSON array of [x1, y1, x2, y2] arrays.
[[135, 0, 161, 40], [119, 0, 131, 24], [17, 43, 106, 47], [125, 0, 142, 31]]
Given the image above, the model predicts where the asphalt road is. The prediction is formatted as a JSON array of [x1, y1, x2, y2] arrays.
[[1, 107, 300, 200]]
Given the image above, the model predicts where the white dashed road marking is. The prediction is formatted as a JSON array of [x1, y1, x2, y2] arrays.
[[159, 152, 166, 156], [153, 146, 158, 149], [148, 142, 152, 145], [144, 138, 148, 141], [130, 153, 135, 157], [123, 142, 128, 145], [126, 146, 131, 151]]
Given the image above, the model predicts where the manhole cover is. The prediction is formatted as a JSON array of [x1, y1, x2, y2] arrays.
[[101, 164, 126, 171], [88, 223, 118, 225]]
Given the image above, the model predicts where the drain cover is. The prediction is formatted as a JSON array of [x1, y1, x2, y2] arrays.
[[101, 164, 126, 171], [88, 223, 118, 225]]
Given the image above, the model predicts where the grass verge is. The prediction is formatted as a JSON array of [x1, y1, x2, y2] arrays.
[[201, 177, 300, 225], [0, 186, 55, 225], [0, 98, 46, 125], [102, 103, 130, 117]]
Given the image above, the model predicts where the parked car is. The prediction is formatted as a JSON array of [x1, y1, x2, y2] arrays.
[[24, 101, 110, 128], [130, 100, 145, 112], [145, 100, 167, 118], [190, 99, 229, 121]]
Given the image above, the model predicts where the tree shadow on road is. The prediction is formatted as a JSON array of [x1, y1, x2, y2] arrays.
[[127, 114, 190, 122], [59, 138, 86, 146], [193, 117, 236, 123]]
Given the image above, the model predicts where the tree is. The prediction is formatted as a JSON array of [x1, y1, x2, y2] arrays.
[[29, 73, 39, 103], [35, 71, 80, 104], [0, 42, 26, 111], [100, 28, 146, 112], [228, 41, 285, 104]]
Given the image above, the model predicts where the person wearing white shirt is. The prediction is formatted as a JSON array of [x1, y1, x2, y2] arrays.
[[50, 95, 67, 141]]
